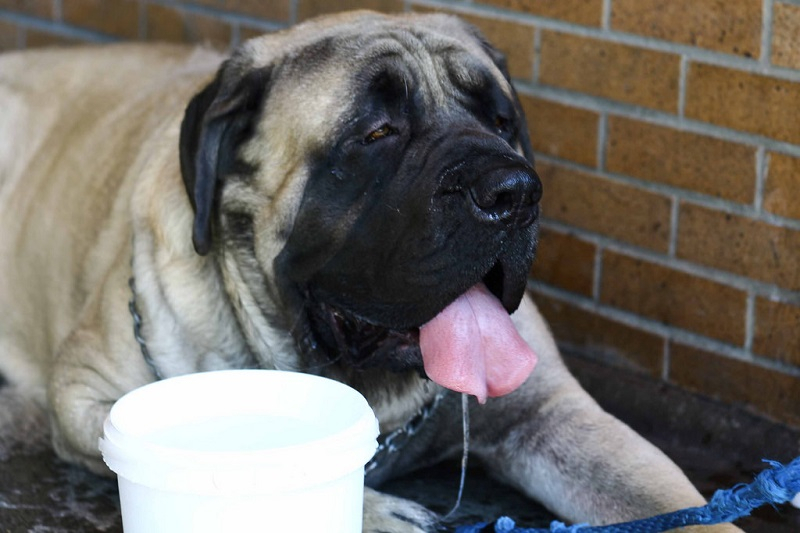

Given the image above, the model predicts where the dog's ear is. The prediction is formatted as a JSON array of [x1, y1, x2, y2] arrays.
[[179, 63, 271, 255]]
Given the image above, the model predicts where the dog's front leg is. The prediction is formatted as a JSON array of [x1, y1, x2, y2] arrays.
[[472, 392, 742, 532], [48, 270, 153, 475], [468, 295, 742, 532]]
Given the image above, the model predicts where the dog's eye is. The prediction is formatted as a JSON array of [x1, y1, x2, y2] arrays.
[[495, 115, 511, 135], [363, 125, 394, 144]]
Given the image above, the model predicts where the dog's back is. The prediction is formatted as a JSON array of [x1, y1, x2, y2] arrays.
[[0, 44, 222, 398]]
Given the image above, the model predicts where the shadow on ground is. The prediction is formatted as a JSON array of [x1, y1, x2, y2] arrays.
[[0, 356, 798, 532]]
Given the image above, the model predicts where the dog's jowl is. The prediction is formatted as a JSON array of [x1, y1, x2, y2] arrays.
[[0, 11, 740, 532]]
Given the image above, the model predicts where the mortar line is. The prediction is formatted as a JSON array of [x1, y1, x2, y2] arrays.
[[662, 339, 671, 382], [668, 196, 680, 257], [52, 0, 61, 22], [516, 83, 800, 158], [532, 26, 542, 84], [534, 152, 800, 232], [0, 9, 116, 42], [601, 0, 612, 30], [755, 147, 768, 213], [137, 1, 146, 41], [141, 0, 287, 30], [761, 0, 775, 65], [677, 55, 688, 117], [527, 281, 800, 378], [592, 244, 603, 301], [745, 292, 756, 353], [230, 22, 241, 48], [538, 218, 800, 303], [411, 0, 800, 83], [596, 112, 608, 172]]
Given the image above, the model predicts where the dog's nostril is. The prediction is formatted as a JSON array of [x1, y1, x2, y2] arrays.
[[468, 167, 541, 227], [492, 191, 515, 213]]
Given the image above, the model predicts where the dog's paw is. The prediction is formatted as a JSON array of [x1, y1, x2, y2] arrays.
[[363, 487, 440, 533]]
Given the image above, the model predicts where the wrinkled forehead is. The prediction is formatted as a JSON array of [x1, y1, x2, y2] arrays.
[[243, 12, 511, 114]]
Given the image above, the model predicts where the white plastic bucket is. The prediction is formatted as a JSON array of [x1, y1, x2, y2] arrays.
[[99, 370, 379, 533]]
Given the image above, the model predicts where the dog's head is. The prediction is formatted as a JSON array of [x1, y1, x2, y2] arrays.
[[179, 12, 541, 401]]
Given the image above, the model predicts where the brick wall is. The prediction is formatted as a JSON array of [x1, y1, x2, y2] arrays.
[[1, 0, 798, 428]]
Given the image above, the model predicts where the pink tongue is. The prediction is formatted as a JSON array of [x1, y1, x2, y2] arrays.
[[419, 283, 538, 403]]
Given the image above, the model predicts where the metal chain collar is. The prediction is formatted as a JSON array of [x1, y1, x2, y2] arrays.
[[365, 389, 448, 475], [128, 277, 164, 381]]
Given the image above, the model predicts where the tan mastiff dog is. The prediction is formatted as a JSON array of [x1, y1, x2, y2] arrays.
[[0, 11, 740, 532]]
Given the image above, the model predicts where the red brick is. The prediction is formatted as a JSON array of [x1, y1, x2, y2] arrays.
[[685, 63, 800, 145], [772, 2, 800, 69], [25, 29, 85, 47], [62, 0, 139, 39], [0, 0, 52, 18], [670, 343, 800, 427], [539, 31, 681, 112], [600, 251, 747, 345], [611, 0, 761, 58], [478, 0, 603, 27], [605, 117, 757, 203], [530, 227, 596, 296], [537, 161, 672, 252], [677, 203, 800, 291], [521, 96, 599, 167], [753, 298, 800, 367], [0, 19, 18, 50], [763, 152, 800, 220]]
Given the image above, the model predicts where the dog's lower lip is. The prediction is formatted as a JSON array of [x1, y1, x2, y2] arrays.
[[329, 306, 418, 338], [304, 298, 422, 371]]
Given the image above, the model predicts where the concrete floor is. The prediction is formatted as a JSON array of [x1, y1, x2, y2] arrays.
[[0, 356, 798, 532]]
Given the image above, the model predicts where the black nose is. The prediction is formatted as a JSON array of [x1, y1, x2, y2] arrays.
[[468, 165, 542, 227]]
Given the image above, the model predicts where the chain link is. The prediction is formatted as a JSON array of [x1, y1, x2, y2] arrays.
[[128, 277, 164, 381], [366, 389, 448, 474]]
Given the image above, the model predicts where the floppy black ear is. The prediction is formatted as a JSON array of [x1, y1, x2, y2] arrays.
[[179, 64, 271, 255]]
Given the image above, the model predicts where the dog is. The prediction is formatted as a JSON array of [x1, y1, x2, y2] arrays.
[[0, 11, 741, 532]]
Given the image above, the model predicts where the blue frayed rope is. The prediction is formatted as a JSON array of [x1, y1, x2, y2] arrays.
[[456, 456, 800, 533]]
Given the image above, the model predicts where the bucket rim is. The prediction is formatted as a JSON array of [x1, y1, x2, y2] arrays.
[[98, 369, 379, 488]]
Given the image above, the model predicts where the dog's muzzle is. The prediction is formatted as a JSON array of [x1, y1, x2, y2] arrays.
[[436, 132, 542, 236]]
